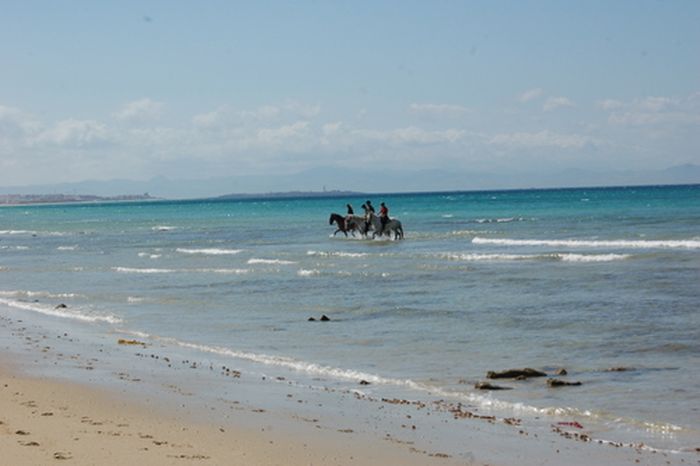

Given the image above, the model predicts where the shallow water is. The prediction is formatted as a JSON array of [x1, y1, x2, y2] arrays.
[[1, 184, 699, 453]]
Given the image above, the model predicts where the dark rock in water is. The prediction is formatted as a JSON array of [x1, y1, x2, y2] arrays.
[[475, 381, 512, 390], [605, 367, 634, 372], [547, 378, 582, 387], [307, 317, 316, 321], [555, 368, 568, 376], [486, 368, 547, 379], [320, 314, 330, 321], [55, 304, 68, 309], [359, 379, 371, 385]]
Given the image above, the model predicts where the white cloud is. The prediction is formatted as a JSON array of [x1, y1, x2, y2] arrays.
[[543, 97, 575, 112], [240, 105, 281, 121], [192, 108, 229, 129], [597, 99, 624, 111], [356, 126, 465, 145], [0, 105, 41, 141], [604, 93, 700, 126], [36, 119, 109, 147], [638, 96, 674, 112], [238, 102, 320, 122], [518, 88, 544, 103], [284, 101, 321, 119], [256, 121, 310, 147], [114, 98, 164, 122], [322, 121, 342, 134], [409, 103, 469, 117], [489, 130, 587, 149]]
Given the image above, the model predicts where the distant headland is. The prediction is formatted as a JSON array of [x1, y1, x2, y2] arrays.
[[0, 193, 157, 206]]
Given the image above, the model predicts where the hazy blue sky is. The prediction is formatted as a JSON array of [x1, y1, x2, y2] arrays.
[[1, 1, 698, 188]]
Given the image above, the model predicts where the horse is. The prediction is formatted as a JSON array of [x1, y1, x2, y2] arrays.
[[329, 213, 362, 237], [368, 213, 404, 240]]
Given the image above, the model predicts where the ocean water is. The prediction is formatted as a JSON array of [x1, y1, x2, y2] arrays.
[[1, 184, 699, 454]]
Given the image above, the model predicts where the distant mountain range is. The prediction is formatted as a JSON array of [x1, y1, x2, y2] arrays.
[[1, 164, 698, 200]]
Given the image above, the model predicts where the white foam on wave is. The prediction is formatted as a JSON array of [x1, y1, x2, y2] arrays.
[[0, 230, 68, 237], [307, 250, 369, 258], [247, 258, 296, 265], [557, 253, 630, 262], [152, 225, 176, 231], [475, 217, 524, 224], [57, 245, 78, 251], [176, 248, 243, 256], [248, 258, 296, 265], [297, 269, 320, 277], [473, 237, 700, 249], [438, 252, 630, 262], [138, 252, 162, 259], [113, 266, 249, 275], [0, 290, 85, 300], [0, 297, 122, 324], [113, 267, 176, 274], [1, 245, 30, 250], [196, 268, 250, 275], [113, 328, 689, 443], [440, 253, 531, 262], [0, 230, 34, 235]]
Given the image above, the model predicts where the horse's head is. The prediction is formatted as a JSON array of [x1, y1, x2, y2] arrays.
[[329, 214, 335, 225]]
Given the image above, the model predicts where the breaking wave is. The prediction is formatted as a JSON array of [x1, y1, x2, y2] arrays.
[[176, 248, 243, 256], [472, 237, 700, 249], [113, 267, 249, 275], [306, 250, 369, 258], [112, 329, 687, 443], [475, 217, 526, 224], [247, 258, 296, 265], [0, 297, 121, 324], [437, 252, 630, 262]]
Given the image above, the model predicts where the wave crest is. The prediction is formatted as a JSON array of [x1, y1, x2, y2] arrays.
[[473, 237, 700, 249]]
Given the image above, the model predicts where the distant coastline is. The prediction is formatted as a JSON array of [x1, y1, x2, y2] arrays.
[[213, 189, 364, 201], [0, 193, 157, 206]]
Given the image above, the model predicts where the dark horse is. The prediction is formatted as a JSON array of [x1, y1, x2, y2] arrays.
[[329, 213, 359, 237]]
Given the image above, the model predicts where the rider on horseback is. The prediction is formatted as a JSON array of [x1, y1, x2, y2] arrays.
[[362, 201, 375, 235], [379, 202, 389, 235]]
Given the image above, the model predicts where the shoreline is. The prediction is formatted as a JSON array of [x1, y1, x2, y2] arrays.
[[2, 306, 696, 465], [0, 311, 468, 466]]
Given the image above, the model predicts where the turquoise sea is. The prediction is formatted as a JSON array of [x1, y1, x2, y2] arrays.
[[1, 184, 699, 457]]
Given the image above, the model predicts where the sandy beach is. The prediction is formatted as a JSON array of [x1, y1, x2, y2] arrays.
[[1, 307, 472, 466], [0, 363, 449, 466]]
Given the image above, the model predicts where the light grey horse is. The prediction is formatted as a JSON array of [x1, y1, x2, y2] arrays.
[[344, 214, 371, 236], [368, 213, 404, 240]]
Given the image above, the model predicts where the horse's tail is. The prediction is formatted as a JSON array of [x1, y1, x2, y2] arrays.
[[397, 225, 404, 240]]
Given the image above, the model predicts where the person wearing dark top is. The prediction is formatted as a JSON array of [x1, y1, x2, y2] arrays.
[[361, 202, 374, 235], [346, 204, 354, 215], [379, 202, 389, 234]]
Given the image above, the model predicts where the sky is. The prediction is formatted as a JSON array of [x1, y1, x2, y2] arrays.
[[0, 0, 699, 192]]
